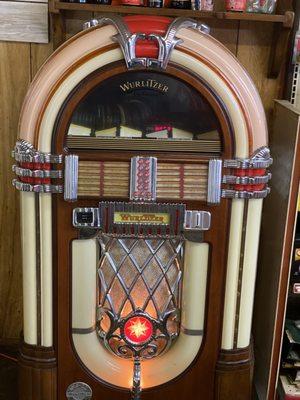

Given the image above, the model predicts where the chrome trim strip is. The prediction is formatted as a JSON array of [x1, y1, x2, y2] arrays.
[[222, 173, 272, 185], [64, 155, 79, 202], [221, 187, 270, 199], [72, 326, 96, 334], [12, 165, 62, 179], [12, 179, 63, 193], [181, 327, 204, 336], [207, 159, 222, 204]]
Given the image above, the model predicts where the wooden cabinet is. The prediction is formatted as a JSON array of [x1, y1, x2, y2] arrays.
[[253, 100, 300, 400]]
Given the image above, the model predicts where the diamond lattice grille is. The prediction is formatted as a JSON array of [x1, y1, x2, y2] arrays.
[[97, 235, 183, 320]]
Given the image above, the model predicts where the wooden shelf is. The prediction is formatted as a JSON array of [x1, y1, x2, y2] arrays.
[[53, 2, 294, 27], [50, 1, 295, 78]]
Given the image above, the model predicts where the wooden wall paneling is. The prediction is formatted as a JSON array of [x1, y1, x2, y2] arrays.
[[65, 11, 94, 39], [208, 19, 239, 56], [236, 21, 284, 125], [252, 100, 300, 400], [30, 43, 54, 78], [0, 42, 31, 340], [0, 1, 49, 43]]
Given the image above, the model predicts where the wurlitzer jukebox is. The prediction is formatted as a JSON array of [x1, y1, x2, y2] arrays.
[[12, 16, 272, 400]]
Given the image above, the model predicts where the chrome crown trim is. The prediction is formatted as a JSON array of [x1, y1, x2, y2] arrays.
[[83, 16, 210, 70]]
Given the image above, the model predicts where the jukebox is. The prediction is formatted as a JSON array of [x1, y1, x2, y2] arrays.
[[12, 16, 272, 400]]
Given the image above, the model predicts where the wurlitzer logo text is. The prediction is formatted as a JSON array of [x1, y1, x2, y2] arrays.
[[120, 79, 169, 93], [114, 212, 170, 225]]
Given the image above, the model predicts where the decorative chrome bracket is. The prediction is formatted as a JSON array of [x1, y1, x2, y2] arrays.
[[12, 180, 63, 194], [223, 147, 273, 169], [206, 147, 272, 203], [12, 139, 63, 164], [12, 140, 64, 194], [83, 16, 210, 70]]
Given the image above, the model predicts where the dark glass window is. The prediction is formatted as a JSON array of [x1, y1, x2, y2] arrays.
[[67, 71, 221, 144]]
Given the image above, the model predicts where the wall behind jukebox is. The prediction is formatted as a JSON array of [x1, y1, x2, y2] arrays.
[[0, 0, 292, 342]]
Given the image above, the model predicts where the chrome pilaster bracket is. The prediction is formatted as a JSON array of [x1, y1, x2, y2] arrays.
[[221, 187, 271, 199], [223, 147, 273, 169], [12, 179, 63, 194], [222, 173, 272, 185], [64, 155, 79, 202], [83, 16, 210, 70], [12, 139, 63, 164], [12, 165, 63, 179]]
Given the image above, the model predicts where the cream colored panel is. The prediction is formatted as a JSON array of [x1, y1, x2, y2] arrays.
[[221, 199, 245, 350], [73, 331, 201, 389], [21, 192, 37, 345], [72, 239, 98, 329], [182, 242, 209, 330], [237, 199, 263, 348], [40, 194, 53, 346]]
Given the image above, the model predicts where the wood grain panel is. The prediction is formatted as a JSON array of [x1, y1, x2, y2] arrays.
[[0, 1, 49, 43], [0, 42, 31, 339], [30, 43, 54, 77], [236, 21, 284, 124]]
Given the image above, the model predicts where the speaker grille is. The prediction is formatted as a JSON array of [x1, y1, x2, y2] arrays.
[[77, 161, 208, 201]]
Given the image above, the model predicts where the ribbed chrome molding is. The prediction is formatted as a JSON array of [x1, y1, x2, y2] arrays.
[[12, 180, 63, 193], [223, 147, 273, 169], [12, 165, 63, 179], [221, 188, 270, 199], [12, 139, 63, 164], [208, 147, 272, 202], [83, 16, 210, 70], [222, 173, 272, 185], [64, 155, 79, 202], [12, 140, 64, 194]]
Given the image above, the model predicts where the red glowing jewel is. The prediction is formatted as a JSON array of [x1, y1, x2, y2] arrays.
[[124, 316, 153, 344]]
